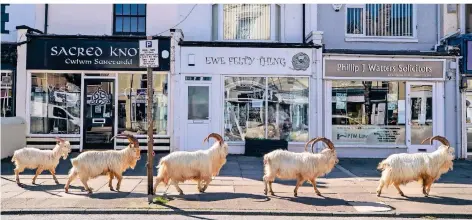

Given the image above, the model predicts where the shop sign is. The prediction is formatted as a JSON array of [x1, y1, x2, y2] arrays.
[[332, 125, 403, 144], [182, 47, 313, 75], [324, 58, 445, 80], [26, 37, 171, 71]]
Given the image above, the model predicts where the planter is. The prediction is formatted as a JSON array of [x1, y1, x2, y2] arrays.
[[244, 138, 288, 157]]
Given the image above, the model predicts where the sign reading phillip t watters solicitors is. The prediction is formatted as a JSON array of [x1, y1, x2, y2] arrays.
[[324, 59, 445, 79]]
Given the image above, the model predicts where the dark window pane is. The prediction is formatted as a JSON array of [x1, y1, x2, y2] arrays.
[[130, 4, 138, 15], [115, 17, 123, 32], [130, 17, 138, 33], [115, 4, 122, 15], [123, 4, 130, 15], [138, 4, 146, 15], [123, 17, 130, 32], [138, 17, 145, 32]]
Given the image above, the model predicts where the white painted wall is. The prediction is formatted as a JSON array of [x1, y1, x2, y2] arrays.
[[1, 4, 37, 43], [442, 4, 460, 36], [40, 4, 305, 42]]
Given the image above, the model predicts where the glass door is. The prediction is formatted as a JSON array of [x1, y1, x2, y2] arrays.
[[83, 79, 115, 150], [406, 82, 436, 153]]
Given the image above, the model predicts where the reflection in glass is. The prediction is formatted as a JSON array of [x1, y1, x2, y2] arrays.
[[84, 81, 114, 144], [465, 91, 472, 153], [1, 71, 14, 117], [409, 85, 433, 145], [224, 76, 309, 142], [188, 86, 209, 120], [331, 81, 406, 145], [117, 73, 168, 135], [267, 77, 309, 142], [30, 73, 81, 134]]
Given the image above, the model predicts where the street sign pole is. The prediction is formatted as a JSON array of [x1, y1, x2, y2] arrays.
[[146, 63, 153, 201], [139, 36, 159, 203]]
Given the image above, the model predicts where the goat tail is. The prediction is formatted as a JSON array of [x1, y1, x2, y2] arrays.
[[263, 155, 270, 165], [377, 160, 389, 171], [11, 154, 16, 163], [71, 158, 79, 167]]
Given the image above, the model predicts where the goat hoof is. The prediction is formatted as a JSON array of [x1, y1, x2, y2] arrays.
[[263, 190, 267, 195], [294, 194, 297, 197], [110, 187, 115, 191], [270, 192, 275, 196], [55, 181, 60, 185], [179, 192, 184, 196], [316, 193, 322, 196]]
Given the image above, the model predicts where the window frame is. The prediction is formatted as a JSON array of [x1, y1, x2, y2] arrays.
[[112, 4, 147, 36], [344, 4, 418, 42], [213, 4, 283, 42]]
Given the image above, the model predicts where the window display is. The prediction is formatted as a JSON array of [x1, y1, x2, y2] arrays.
[[30, 73, 81, 134], [117, 73, 168, 135], [224, 76, 309, 142], [331, 80, 406, 145]]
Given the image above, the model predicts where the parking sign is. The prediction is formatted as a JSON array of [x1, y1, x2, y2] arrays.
[[139, 40, 159, 68]]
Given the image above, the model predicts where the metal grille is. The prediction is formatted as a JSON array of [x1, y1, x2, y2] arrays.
[[347, 4, 413, 37], [223, 4, 271, 40]]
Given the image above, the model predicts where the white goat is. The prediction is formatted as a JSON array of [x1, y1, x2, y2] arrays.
[[11, 138, 72, 185], [376, 135, 454, 197], [153, 133, 229, 195], [64, 134, 141, 194], [263, 137, 339, 197]]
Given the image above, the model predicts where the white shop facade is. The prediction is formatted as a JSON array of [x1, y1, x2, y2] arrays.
[[322, 53, 461, 158], [17, 32, 175, 151], [172, 41, 322, 154]]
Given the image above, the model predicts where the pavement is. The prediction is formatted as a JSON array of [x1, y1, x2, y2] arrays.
[[1, 153, 472, 218]]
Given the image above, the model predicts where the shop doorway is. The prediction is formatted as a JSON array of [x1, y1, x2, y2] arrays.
[[183, 76, 212, 151], [82, 78, 115, 150], [405, 82, 437, 153], [464, 91, 472, 157]]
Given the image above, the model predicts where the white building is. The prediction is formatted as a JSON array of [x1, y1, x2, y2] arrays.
[[6, 3, 466, 158]]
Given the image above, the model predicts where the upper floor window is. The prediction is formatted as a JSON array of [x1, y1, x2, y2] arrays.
[[346, 4, 415, 39], [212, 4, 281, 41], [113, 4, 146, 36], [1, 4, 9, 34]]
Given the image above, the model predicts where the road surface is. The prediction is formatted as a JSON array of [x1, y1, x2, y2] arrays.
[[1, 214, 466, 220]]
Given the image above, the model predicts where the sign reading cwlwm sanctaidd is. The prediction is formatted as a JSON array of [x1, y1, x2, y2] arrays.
[[139, 40, 159, 68]]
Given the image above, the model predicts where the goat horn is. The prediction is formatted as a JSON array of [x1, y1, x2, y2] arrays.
[[421, 137, 432, 145], [122, 134, 140, 148], [55, 137, 65, 142], [203, 133, 224, 145], [429, 135, 450, 148], [312, 137, 335, 151], [304, 138, 319, 153]]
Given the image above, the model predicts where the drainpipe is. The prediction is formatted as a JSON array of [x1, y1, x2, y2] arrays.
[[455, 57, 462, 159], [44, 4, 48, 34], [302, 4, 305, 43], [436, 4, 441, 50]]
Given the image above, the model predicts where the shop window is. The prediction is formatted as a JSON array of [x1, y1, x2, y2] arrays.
[[331, 81, 406, 146], [30, 73, 82, 134], [1, 71, 14, 117], [212, 4, 281, 41], [346, 4, 415, 38], [117, 73, 168, 135], [224, 76, 309, 142], [113, 4, 146, 35]]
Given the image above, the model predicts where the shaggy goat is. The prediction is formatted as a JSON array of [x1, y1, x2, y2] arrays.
[[64, 134, 141, 194], [153, 133, 228, 195], [376, 135, 454, 197], [12, 137, 72, 185], [263, 137, 339, 197]]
